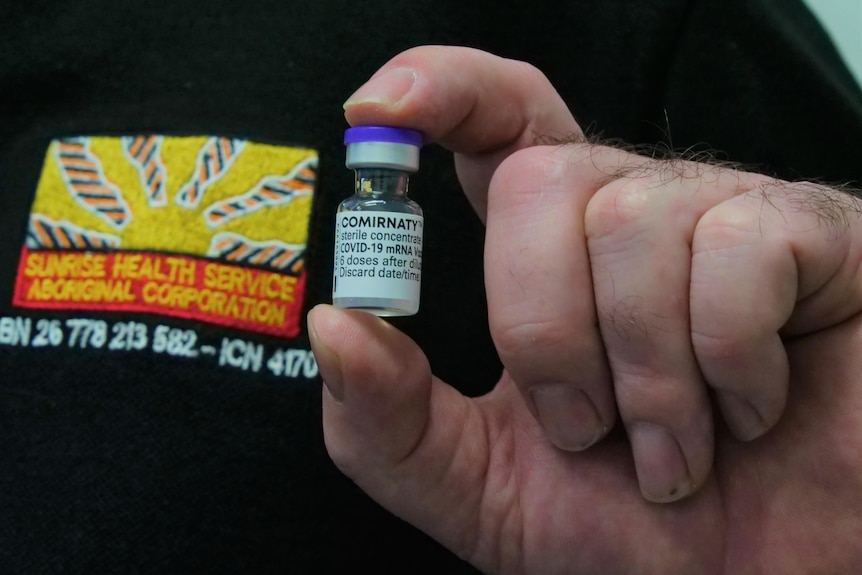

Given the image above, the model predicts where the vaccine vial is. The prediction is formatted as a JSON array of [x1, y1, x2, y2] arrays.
[[332, 126, 424, 316]]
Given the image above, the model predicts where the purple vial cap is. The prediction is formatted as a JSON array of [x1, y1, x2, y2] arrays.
[[344, 126, 423, 147]]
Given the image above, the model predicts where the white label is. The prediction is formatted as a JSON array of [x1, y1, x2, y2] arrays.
[[333, 212, 423, 301]]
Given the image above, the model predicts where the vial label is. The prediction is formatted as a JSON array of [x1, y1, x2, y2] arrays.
[[333, 212, 423, 303]]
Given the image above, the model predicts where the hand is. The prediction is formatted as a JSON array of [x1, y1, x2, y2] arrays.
[[308, 46, 862, 573]]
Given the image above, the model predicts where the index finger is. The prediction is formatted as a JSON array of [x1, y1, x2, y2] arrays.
[[342, 45, 581, 219]]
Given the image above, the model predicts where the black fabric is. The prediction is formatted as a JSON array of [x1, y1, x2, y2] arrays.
[[0, 0, 860, 573]]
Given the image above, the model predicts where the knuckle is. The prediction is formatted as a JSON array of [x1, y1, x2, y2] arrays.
[[585, 177, 656, 236], [508, 58, 555, 91], [323, 427, 361, 477], [695, 201, 763, 248], [613, 368, 698, 421], [690, 330, 747, 366], [490, 146, 568, 207], [490, 316, 571, 366]]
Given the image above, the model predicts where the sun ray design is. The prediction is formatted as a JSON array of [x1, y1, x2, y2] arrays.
[[207, 232, 305, 274], [203, 155, 317, 228], [18, 135, 316, 339], [122, 135, 168, 207], [27, 213, 121, 250], [54, 137, 131, 230], [175, 137, 246, 208]]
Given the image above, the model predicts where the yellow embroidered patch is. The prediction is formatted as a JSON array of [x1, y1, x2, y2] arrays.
[[15, 135, 317, 338]]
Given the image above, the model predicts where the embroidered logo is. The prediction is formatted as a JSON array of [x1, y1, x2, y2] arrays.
[[14, 135, 317, 338]]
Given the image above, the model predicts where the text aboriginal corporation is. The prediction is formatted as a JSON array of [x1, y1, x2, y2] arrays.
[[19, 251, 299, 328]]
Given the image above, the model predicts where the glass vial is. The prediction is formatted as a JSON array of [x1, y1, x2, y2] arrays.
[[332, 126, 424, 316]]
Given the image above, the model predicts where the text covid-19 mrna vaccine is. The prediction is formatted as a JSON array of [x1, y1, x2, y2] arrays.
[[332, 126, 424, 316]]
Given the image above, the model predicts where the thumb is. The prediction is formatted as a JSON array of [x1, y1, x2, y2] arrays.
[[309, 303, 434, 466], [307, 304, 487, 560]]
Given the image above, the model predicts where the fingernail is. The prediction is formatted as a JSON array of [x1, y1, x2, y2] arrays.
[[307, 305, 344, 403], [530, 385, 607, 451], [629, 422, 694, 503], [343, 67, 417, 109], [717, 391, 767, 441]]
